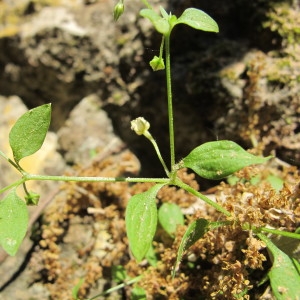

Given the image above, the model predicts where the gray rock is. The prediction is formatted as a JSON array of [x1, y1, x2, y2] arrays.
[[57, 94, 124, 166]]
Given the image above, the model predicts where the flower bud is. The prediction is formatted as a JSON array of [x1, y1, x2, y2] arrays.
[[25, 191, 40, 206], [113, 0, 125, 21], [149, 55, 165, 71], [131, 117, 150, 135]]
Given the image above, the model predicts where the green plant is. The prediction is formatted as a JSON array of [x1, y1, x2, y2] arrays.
[[1, 0, 299, 299]]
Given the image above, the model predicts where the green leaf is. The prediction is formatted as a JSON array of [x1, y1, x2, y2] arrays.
[[267, 175, 284, 192], [0, 190, 29, 256], [71, 278, 84, 300], [9, 103, 51, 163], [182, 140, 272, 180], [173, 218, 209, 278], [176, 8, 219, 32], [131, 286, 147, 300], [158, 203, 184, 237], [259, 234, 300, 299], [125, 184, 164, 261], [140, 9, 170, 35], [112, 265, 127, 283], [145, 243, 158, 267], [159, 6, 169, 19]]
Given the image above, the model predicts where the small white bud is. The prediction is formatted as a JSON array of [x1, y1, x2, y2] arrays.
[[131, 117, 150, 135]]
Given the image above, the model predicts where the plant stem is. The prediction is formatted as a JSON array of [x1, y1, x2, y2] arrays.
[[174, 178, 232, 217], [164, 34, 175, 172], [25, 174, 169, 184], [258, 227, 300, 240], [0, 150, 8, 160], [0, 178, 25, 194], [0, 150, 24, 172], [144, 131, 169, 176], [89, 275, 142, 300], [1, 174, 170, 196]]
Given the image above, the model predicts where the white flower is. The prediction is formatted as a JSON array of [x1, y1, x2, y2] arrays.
[[131, 117, 150, 135]]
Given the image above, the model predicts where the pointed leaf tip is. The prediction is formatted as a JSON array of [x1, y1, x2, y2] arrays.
[[125, 184, 164, 261], [182, 140, 272, 180], [0, 190, 28, 256], [177, 8, 219, 32], [173, 219, 209, 277], [9, 103, 51, 163]]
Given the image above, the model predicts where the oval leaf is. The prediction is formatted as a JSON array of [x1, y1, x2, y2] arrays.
[[125, 184, 164, 261], [182, 140, 272, 180], [140, 8, 170, 35], [9, 103, 51, 163], [158, 203, 184, 237], [176, 8, 219, 32], [0, 190, 29, 256], [259, 234, 300, 299], [172, 218, 209, 277]]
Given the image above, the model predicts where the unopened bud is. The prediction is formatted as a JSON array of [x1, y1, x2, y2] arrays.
[[149, 55, 165, 71], [131, 117, 150, 135], [114, 0, 125, 21], [25, 191, 40, 206]]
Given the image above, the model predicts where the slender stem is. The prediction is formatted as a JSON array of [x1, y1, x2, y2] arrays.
[[0, 150, 8, 160], [0, 150, 23, 172], [256, 233, 274, 251], [144, 131, 169, 176], [159, 36, 165, 58], [258, 227, 300, 240], [88, 275, 142, 300], [174, 178, 232, 217], [0, 178, 25, 194], [1, 173, 169, 196], [25, 174, 169, 184], [164, 34, 175, 171]]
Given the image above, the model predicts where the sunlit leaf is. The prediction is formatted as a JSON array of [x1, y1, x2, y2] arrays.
[[126, 184, 164, 261], [140, 9, 170, 34], [176, 8, 219, 32], [182, 140, 272, 180], [9, 103, 51, 163], [71, 278, 84, 300], [0, 189, 29, 256], [158, 203, 184, 237], [259, 234, 300, 299], [112, 265, 127, 283], [173, 218, 209, 277], [131, 286, 147, 300]]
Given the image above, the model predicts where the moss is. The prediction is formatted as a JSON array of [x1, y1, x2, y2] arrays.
[[264, 3, 300, 46]]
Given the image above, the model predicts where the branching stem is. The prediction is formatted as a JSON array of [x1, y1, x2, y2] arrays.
[[174, 178, 232, 217]]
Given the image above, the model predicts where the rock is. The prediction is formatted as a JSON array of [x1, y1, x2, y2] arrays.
[[0, 95, 65, 298], [57, 94, 125, 166], [0, 0, 144, 129], [0, 95, 65, 194]]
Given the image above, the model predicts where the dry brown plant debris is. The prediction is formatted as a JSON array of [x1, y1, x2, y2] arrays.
[[28, 150, 299, 299]]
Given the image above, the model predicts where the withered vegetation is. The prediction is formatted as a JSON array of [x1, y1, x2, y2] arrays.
[[28, 147, 299, 299]]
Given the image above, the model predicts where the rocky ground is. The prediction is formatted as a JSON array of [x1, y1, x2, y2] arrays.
[[0, 0, 299, 299]]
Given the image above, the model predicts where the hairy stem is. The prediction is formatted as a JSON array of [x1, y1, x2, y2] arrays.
[[175, 178, 232, 217], [144, 131, 170, 176], [258, 227, 300, 240], [165, 34, 175, 173], [25, 174, 169, 184], [89, 275, 142, 300]]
